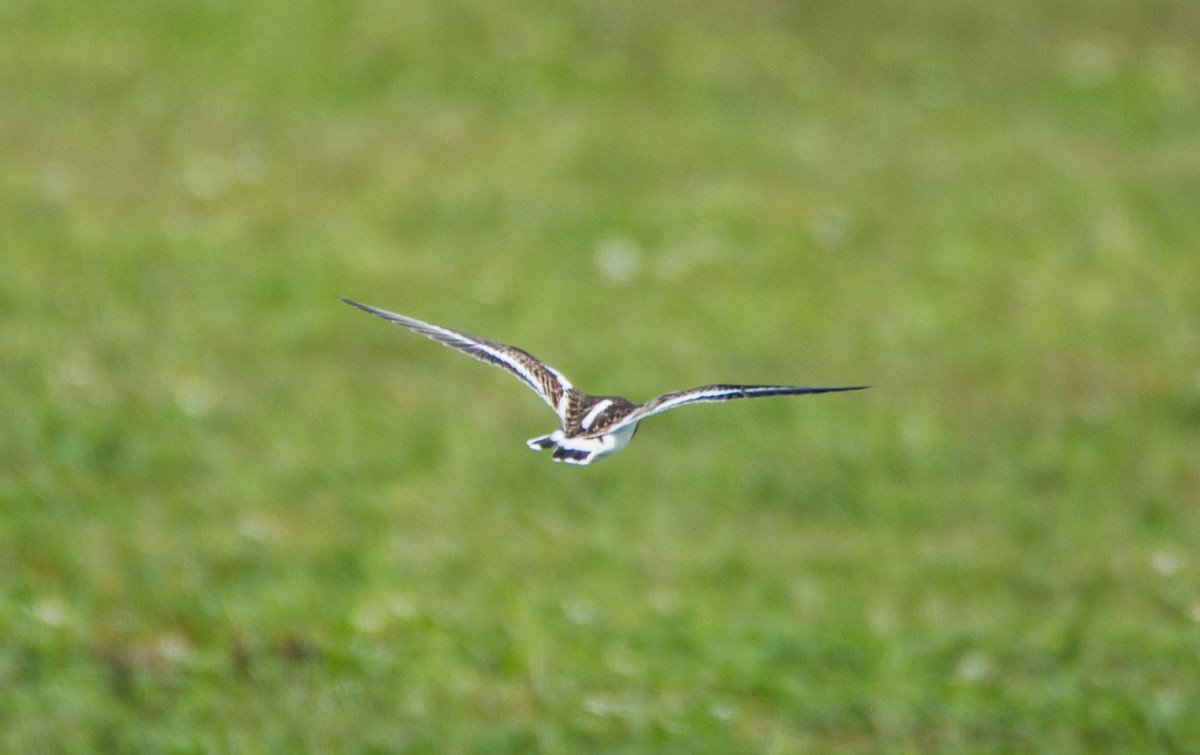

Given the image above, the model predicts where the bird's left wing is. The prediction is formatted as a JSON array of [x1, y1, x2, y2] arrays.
[[592, 384, 867, 435]]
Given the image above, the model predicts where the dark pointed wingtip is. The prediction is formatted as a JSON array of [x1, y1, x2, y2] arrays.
[[340, 297, 371, 313]]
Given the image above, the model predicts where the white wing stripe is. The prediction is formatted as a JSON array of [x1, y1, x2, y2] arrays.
[[580, 399, 613, 430]]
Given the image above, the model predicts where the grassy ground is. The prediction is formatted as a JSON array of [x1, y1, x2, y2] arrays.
[[3, 0, 1199, 751]]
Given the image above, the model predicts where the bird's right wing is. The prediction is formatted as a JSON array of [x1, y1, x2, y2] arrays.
[[342, 298, 575, 421]]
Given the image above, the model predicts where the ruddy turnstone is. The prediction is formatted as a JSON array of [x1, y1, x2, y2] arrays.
[[343, 298, 866, 465]]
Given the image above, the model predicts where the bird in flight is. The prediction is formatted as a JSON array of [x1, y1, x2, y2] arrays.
[[343, 298, 866, 465]]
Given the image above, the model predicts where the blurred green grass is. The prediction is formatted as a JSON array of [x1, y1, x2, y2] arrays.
[[2, 0, 1199, 751]]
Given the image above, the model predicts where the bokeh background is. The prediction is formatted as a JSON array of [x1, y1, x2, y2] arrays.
[[3, 0, 1198, 750]]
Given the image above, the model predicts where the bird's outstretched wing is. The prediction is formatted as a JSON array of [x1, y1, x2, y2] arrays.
[[342, 298, 574, 420], [591, 384, 868, 436]]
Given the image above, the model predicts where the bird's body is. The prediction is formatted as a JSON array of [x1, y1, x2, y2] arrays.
[[343, 298, 866, 465]]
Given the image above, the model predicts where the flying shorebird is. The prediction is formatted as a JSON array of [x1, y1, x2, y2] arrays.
[[342, 298, 866, 466]]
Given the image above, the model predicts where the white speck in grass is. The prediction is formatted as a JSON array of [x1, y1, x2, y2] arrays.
[[582, 695, 616, 717], [155, 633, 193, 664], [650, 589, 682, 617], [790, 579, 826, 618], [866, 600, 899, 635], [184, 155, 231, 200], [809, 205, 850, 249], [1154, 687, 1183, 718], [32, 598, 70, 629], [175, 377, 213, 416], [237, 513, 278, 543], [900, 414, 938, 453], [1150, 547, 1184, 577], [603, 645, 644, 677], [562, 598, 596, 626], [349, 594, 419, 635], [709, 700, 736, 722], [595, 237, 640, 285], [955, 651, 992, 683], [59, 357, 100, 393], [387, 594, 419, 621], [660, 717, 683, 734], [40, 163, 75, 204], [351, 606, 385, 635], [652, 230, 730, 280], [233, 141, 268, 184]]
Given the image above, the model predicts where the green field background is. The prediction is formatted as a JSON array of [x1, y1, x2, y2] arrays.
[[3, 0, 1198, 751]]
